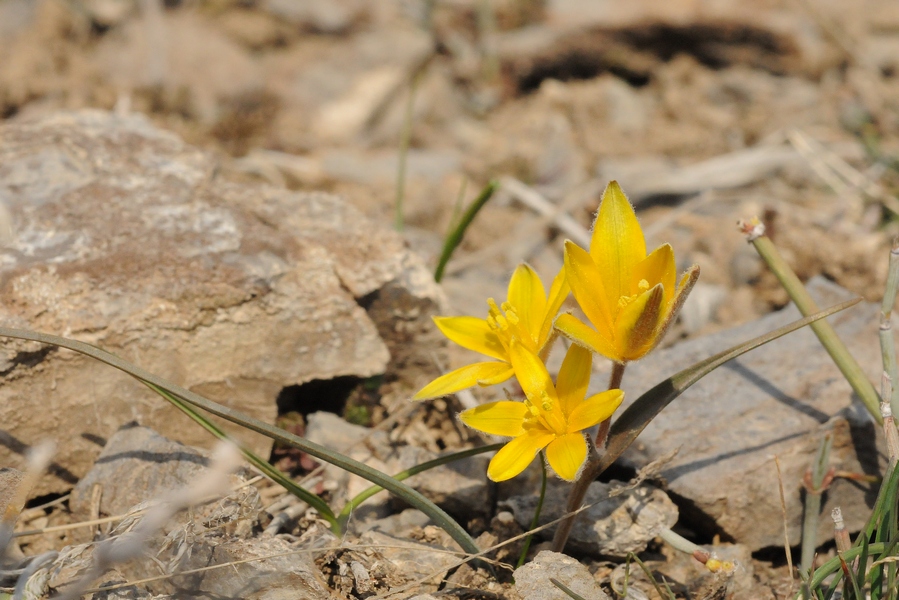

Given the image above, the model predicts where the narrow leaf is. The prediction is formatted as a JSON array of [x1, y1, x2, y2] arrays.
[[0, 327, 483, 559], [597, 298, 862, 473]]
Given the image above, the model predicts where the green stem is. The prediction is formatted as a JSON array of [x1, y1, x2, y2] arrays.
[[147, 382, 339, 530], [804, 543, 888, 592], [801, 431, 833, 572], [0, 327, 483, 559], [337, 443, 503, 528], [750, 234, 882, 423], [434, 180, 498, 282], [881, 241, 899, 418], [517, 452, 547, 568]]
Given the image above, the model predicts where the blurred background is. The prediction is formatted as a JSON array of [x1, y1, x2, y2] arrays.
[[2, 0, 899, 343]]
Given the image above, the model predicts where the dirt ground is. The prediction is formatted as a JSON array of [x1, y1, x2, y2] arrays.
[[5, 0, 899, 597]]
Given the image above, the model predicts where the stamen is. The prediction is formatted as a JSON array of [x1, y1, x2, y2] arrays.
[[540, 391, 553, 412]]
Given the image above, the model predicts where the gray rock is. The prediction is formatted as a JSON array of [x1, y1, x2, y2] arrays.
[[261, 0, 367, 33], [357, 508, 433, 537], [0, 111, 444, 495], [620, 277, 888, 550], [305, 412, 491, 524], [501, 481, 678, 558], [513, 551, 611, 600], [69, 425, 258, 524], [94, 12, 262, 123]]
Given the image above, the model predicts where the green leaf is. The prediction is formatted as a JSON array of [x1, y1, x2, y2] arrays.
[[337, 442, 503, 528], [434, 180, 498, 282], [146, 382, 339, 529], [0, 327, 482, 559], [597, 298, 862, 474]]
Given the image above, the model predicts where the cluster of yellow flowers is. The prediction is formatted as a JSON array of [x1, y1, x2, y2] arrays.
[[414, 182, 699, 482]]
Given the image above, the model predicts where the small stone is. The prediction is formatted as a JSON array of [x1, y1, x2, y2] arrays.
[[514, 551, 611, 600], [501, 481, 678, 558]]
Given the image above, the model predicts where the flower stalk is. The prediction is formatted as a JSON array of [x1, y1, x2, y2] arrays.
[[740, 218, 882, 423]]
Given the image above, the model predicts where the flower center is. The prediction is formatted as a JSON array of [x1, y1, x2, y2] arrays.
[[522, 390, 567, 435], [617, 278, 650, 309], [486, 298, 537, 353]]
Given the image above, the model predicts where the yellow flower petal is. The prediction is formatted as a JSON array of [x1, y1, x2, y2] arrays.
[[413, 361, 513, 400], [434, 316, 507, 361], [487, 429, 555, 482], [476, 363, 516, 386], [545, 433, 587, 481], [634, 243, 677, 308], [567, 389, 624, 432], [537, 266, 570, 348], [589, 181, 646, 314], [615, 283, 664, 361], [460, 401, 528, 437], [508, 339, 557, 405], [564, 241, 613, 339], [507, 264, 547, 344], [555, 344, 593, 416], [555, 313, 622, 363]]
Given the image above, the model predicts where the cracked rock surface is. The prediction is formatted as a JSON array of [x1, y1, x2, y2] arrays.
[[0, 110, 444, 495]]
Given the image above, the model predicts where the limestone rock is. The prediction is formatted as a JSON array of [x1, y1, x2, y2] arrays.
[[501, 481, 678, 558], [620, 277, 888, 550], [513, 551, 611, 600], [0, 110, 444, 495], [68, 425, 259, 526]]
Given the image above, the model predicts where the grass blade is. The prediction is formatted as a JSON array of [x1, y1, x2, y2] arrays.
[[434, 180, 498, 282], [145, 382, 338, 528], [549, 578, 588, 600], [748, 232, 882, 422], [598, 298, 861, 473], [337, 442, 503, 527], [0, 327, 483, 559]]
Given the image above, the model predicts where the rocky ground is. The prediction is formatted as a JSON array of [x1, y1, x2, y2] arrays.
[[2, 0, 899, 598]]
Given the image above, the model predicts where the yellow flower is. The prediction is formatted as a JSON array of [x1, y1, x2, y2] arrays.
[[459, 340, 623, 481], [413, 263, 569, 401], [555, 181, 699, 363]]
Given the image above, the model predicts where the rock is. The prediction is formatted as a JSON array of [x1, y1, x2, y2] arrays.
[[260, 0, 367, 34], [513, 551, 611, 600], [0, 467, 25, 520], [619, 277, 888, 551], [357, 508, 433, 537], [305, 412, 491, 524], [263, 27, 432, 148], [678, 282, 727, 335], [358, 530, 460, 594], [93, 12, 262, 123], [500, 481, 678, 558], [0, 110, 444, 495], [68, 425, 255, 523]]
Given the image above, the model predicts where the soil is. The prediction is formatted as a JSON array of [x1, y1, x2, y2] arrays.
[[4, 0, 899, 598]]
